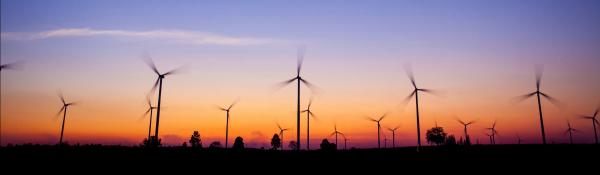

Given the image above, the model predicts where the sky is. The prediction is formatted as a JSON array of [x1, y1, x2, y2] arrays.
[[1, 0, 599, 148]]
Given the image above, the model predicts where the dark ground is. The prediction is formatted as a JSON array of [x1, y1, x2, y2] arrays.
[[1, 144, 598, 171]]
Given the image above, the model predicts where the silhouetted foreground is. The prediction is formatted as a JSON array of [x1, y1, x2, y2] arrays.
[[1, 144, 598, 170]]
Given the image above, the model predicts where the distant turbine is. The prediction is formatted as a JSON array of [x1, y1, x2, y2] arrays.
[[579, 106, 599, 144], [277, 123, 289, 150], [341, 134, 348, 150], [456, 118, 475, 143], [301, 98, 317, 150], [515, 66, 561, 144], [141, 97, 157, 141], [387, 125, 400, 148], [276, 46, 318, 151], [484, 133, 493, 144], [516, 134, 524, 145], [383, 133, 388, 149], [367, 113, 387, 149], [218, 100, 238, 149], [144, 55, 182, 145], [485, 120, 498, 144], [56, 92, 77, 145], [330, 124, 343, 150], [404, 65, 439, 152], [565, 120, 579, 145]]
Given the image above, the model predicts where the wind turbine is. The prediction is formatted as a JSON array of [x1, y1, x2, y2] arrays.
[[330, 124, 343, 150], [276, 46, 317, 151], [144, 55, 182, 145], [301, 99, 316, 150], [516, 134, 524, 145], [387, 125, 400, 148], [383, 133, 388, 148], [218, 100, 238, 149], [141, 97, 157, 141], [579, 106, 599, 144], [341, 134, 348, 150], [565, 120, 579, 144], [277, 123, 289, 150], [485, 120, 498, 144], [404, 65, 438, 152], [367, 113, 386, 149], [484, 133, 493, 144], [515, 66, 560, 144], [457, 118, 475, 144], [56, 93, 77, 145]]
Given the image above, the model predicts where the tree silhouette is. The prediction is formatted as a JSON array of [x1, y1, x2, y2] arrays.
[[209, 141, 222, 149], [271, 134, 281, 150], [288, 141, 297, 150], [426, 126, 447, 146], [445, 135, 457, 146], [319, 139, 336, 151], [189, 131, 202, 148], [232, 136, 245, 150]]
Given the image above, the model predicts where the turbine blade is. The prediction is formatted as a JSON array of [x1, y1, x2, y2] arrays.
[[58, 92, 66, 105], [55, 106, 66, 118], [0, 61, 26, 71], [217, 106, 227, 111], [273, 77, 298, 91], [535, 65, 544, 90], [309, 111, 316, 118], [540, 92, 564, 108], [403, 91, 416, 104], [163, 66, 186, 76], [365, 116, 377, 122], [580, 115, 594, 119], [142, 53, 160, 75], [228, 99, 239, 110], [297, 45, 306, 76], [300, 78, 320, 93], [404, 64, 416, 88], [378, 113, 387, 121], [149, 78, 160, 96], [418, 88, 445, 97], [146, 97, 152, 107], [513, 92, 536, 103], [277, 123, 282, 130], [140, 108, 151, 120]]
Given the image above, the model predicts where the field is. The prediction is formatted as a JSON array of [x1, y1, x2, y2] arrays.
[[2, 144, 598, 171]]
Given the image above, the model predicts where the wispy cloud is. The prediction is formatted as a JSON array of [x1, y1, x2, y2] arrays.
[[1, 28, 281, 45]]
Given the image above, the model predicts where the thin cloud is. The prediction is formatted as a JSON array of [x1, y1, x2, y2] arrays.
[[1, 28, 282, 46]]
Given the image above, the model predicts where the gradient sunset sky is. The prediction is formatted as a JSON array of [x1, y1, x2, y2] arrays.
[[1, 0, 599, 148]]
